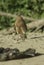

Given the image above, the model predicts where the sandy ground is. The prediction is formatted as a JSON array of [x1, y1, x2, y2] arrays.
[[0, 29, 44, 65]]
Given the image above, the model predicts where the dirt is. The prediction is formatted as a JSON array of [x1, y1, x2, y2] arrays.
[[0, 29, 44, 65]]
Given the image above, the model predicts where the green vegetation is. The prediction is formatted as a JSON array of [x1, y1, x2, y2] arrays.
[[0, 0, 44, 29]]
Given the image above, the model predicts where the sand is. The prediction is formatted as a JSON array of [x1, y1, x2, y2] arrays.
[[0, 29, 44, 65]]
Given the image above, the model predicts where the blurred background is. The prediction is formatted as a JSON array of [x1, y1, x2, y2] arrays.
[[0, 0, 44, 30]]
